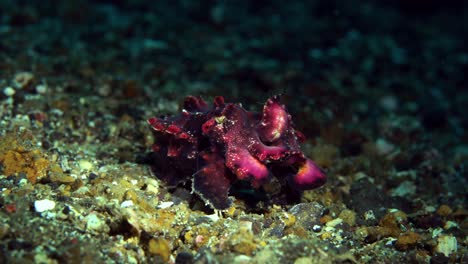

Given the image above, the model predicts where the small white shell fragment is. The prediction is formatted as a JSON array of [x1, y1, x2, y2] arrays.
[[78, 160, 93, 171], [34, 199, 56, 213], [435, 235, 458, 257], [3, 86, 15, 97], [375, 138, 395, 156], [120, 200, 134, 208], [326, 218, 343, 228], [85, 214, 106, 232], [157, 201, 174, 209], [432, 227, 443, 238], [36, 84, 47, 94], [444, 221, 458, 230]]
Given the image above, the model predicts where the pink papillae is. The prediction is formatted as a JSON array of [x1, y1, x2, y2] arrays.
[[250, 142, 288, 162], [225, 148, 269, 187], [258, 96, 289, 142], [147, 95, 326, 209], [293, 159, 327, 190]]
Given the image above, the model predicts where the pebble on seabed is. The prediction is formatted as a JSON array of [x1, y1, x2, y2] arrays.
[[34, 199, 56, 213], [3, 87, 15, 97]]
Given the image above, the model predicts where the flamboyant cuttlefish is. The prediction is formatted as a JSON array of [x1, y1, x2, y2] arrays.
[[147, 95, 326, 209]]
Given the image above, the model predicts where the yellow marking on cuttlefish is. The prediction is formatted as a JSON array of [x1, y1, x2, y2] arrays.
[[215, 116, 226, 124]]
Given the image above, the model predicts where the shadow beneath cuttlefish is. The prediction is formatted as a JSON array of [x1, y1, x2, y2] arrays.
[[164, 179, 304, 215], [137, 151, 306, 214]]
